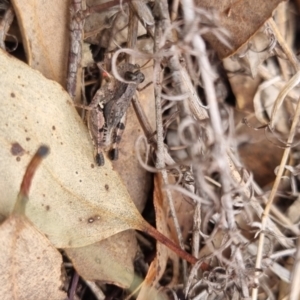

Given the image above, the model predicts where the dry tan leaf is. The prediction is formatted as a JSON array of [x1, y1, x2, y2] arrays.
[[0, 146, 66, 300], [65, 230, 137, 288], [138, 173, 193, 299], [197, 0, 286, 58], [11, 0, 69, 87], [84, 1, 146, 47], [137, 173, 169, 300], [85, 0, 119, 44], [0, 49, 196, 269], [223, 57, 261, 111], [166, 178, 194, 245], [0, 215, 66, 300], [0, 49, 145, 248], [235, 111, 283, 187]]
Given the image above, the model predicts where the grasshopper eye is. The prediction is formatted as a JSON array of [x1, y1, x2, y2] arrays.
[[136, 72, 145, 83], [124, 71, 137, 81], [124, 71, 145, 83]]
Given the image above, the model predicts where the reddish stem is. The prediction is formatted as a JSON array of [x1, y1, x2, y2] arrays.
[[144, 224, 210, 271], [20, 146, 49, 197]]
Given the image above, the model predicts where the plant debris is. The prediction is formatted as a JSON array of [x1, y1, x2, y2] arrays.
[[1, 0, 300, 299]]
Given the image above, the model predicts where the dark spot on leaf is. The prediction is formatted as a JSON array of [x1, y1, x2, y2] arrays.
[[11, 142, 25, 156], [75, 171, 78, 174], [46, 205, 50, 211], [16, 157, 21, 162], [79, 179, 82, 182], [60, 142, 63, 145], [105, 184, 109, 191], [88, 215, 101, 223], [26, 137, 30, 141], [24, 129, 27, 132], [91, 164, 95, 168], [42, 194, 45, 197], [10, 92, 15, 98], [52, 125, 56, 130]]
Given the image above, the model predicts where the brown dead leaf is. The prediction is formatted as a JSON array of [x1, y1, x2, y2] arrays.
[[11, 0, 69, 87], [65, 230, 137, 288], [0, 215, 66, 300], [0, 48, 146, 248], [197, 0, 286, 58]]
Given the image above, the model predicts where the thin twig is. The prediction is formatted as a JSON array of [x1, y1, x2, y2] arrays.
[[85, 281, 105, 300], [270, 71, 300, 128], [0, 2, 14, 50], [154, 0, 188, 282], [69, 271, 79, 300], [170, 0, 180, 21], [289, 237, 300, 300], [267, 18, 300, 72], [192, 203, 201, 258], [275, 2, 291, 82], [67, 0, 85, 100]]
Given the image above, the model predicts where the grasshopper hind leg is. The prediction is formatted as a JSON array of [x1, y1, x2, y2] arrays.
[[95, 152, 105, 166], [110, 112, 126, 161]]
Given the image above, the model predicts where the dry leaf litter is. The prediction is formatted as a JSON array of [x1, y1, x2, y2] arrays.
[[1, 0, 300, 299]]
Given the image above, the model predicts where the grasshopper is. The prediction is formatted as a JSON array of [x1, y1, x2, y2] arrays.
[[78, 63, 145, 166]]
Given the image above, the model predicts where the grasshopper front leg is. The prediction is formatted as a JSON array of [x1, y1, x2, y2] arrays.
[[87, 106, 106, 166], [75, 89, 107, 166]]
